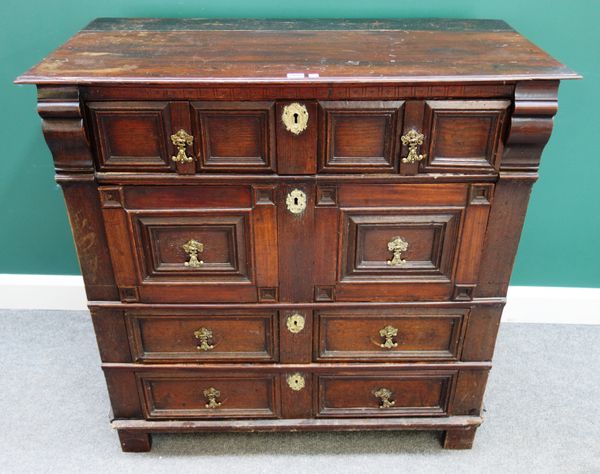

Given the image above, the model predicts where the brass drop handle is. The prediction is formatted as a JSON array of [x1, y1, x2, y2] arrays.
[[373, 388, 395, 408], [183, 239, 204, 268], [401, 129, 426, 164], [203, 387, 222, 408], [171, 129, 194, 163], [387, 236, 408, 266], [194, 327, 214, 351], [379, 325, 399, 349]]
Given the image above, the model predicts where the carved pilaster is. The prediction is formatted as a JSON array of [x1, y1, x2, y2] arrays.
[[37, 86, 118, 301], [475, 80, 560, 298], [500, 80, 560, 174], [37, 85, 94, 175]]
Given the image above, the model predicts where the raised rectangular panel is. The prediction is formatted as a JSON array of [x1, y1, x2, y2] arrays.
[[341, 209, 462, 282], [316, 371, 455, 417], [319, 101, 404, 173], [126, 310, 278, 363], [191, 101, 275, 172], [315, 307, 468, 361], [88, 101, 175, 171], [422, 100, 509, 171], [138, 372, 279, 419]]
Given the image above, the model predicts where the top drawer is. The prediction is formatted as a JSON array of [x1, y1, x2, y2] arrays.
[[87, 99, 509, 175]]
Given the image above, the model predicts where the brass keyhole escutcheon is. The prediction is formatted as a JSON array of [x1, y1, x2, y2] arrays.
[[286, 189, 307, 215], [373, 388, 395, 408], [286, 313, 305, 334], [282, 103, 309, 135], [183, 239, 204, 268], [203, 387, 222, 409], [286, 373, 306, 391], [379, 325, 399, 349], [387, 236, 408, 266], [194, 327, 214, 351]]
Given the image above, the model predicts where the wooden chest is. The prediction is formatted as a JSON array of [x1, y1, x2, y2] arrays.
[[16, 18, 578, 451]]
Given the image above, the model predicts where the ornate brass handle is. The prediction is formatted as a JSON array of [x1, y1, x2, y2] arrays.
[[203, 387, 222, 408], [401, 129, 426, 164], [387, 236, 408, 266], [194, 327, 214, 351], [183, 239, 204, 268], [379, 325, 399, 349], [373, 388, 395, 408], [171, 129, 194, 163]]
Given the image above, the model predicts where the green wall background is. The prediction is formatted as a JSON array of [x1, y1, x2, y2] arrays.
[[1, 1, 598, 287]]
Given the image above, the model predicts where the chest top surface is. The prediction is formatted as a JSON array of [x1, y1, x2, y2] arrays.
[[16, 18, 579, 85]]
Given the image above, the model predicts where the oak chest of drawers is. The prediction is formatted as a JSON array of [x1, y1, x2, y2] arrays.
[[17, 18, 578, 451]]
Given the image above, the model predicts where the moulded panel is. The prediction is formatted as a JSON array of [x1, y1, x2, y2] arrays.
[[319, 101, 404, 173], [138, 372, 279, 419], [421, 100, 509, 172], [88, 101, 175, 171], [191, 101, 276, 172], [126, 310, 278, 363], [315, 307, 468, 361], [316, 371, 455, 417]]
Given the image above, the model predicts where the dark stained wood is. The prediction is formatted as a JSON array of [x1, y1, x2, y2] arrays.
[[191, 101, 276, 173], [137, 371, 280, 419], [16, 19, 579, 85], [276, 101, 318, 175], [318, 101, 404, 173], [315, 307, 467, 362], [125, 309, 278, 363], [18, 18, 577, 452], [421, 100, 510, 172], [444, 426, 478, 449], [118, 430, 152, 452], [316, 371, 455, 417]]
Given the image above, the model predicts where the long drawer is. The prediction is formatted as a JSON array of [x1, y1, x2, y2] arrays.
[[87, 99, 509, 175], [105, 365, 479, 421], [100, 182, 492, 304], [116, 307, 472, 364]]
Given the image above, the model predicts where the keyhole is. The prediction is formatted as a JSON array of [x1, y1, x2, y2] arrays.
[[294, 197, 299, 206], [293, 320, 298, 327], [293, 112, 298, 124]]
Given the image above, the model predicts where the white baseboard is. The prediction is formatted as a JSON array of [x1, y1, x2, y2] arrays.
[[0, 274, 598, 324]]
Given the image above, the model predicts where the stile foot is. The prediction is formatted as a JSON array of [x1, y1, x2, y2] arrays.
[[443, 426, 477, 449], [118, 430, 152, 452]]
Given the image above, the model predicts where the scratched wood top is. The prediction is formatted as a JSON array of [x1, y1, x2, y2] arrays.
[[16, 18, 579, 85]]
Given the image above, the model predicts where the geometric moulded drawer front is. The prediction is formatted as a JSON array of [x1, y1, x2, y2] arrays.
[[126, 310, 278, 363], [315, 307, 468, 362], [191, 101, 276, 173], [87, 101, 176, 172], [318, 100, 405, 173], [100, 185, 278, 303], [421, 100, 510, 172], [341, 208, 461, 281], [316, 370, 456, 417], [314, 182, 494, 302], [133, 212, 250, 280], [137, 371, 280, 419]]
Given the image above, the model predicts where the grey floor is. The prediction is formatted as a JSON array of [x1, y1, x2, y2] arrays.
[[1, 310, 599, 474]]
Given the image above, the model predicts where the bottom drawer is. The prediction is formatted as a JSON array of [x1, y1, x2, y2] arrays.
[[104, 365, 481, 421], [137, 372, 280, 419], [316, 371, 456, 418]]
